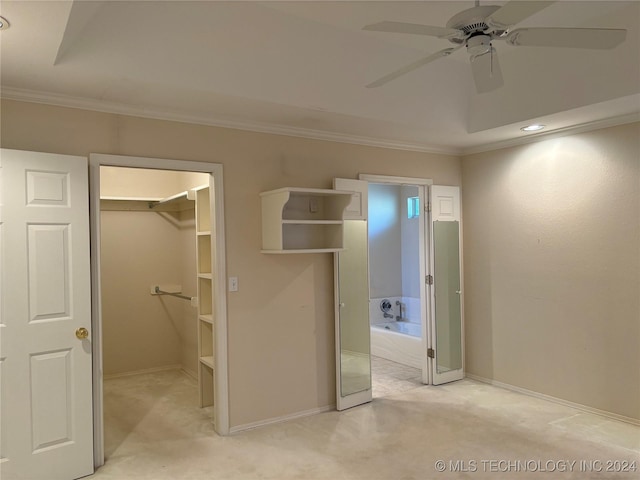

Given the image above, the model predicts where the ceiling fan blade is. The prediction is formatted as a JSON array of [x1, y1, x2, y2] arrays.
[[506, 27, 627, 49], [470, 48, 504, 94], [363, 21, 463, 40], [366, 47, 460, 88], [486, 1, 555, 30]]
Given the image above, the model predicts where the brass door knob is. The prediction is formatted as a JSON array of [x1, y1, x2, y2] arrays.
[[75, 327, 89, 340]]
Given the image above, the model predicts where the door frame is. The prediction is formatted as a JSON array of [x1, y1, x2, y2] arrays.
[[358, 174, 433, 384], [88, 154, 230, 467]]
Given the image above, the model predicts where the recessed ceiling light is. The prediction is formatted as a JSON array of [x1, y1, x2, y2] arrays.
[[0, 16, 9, 30], [521, 124, 545, 132]]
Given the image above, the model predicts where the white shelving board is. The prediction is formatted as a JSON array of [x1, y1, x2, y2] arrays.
[[100, 190, 195, 212]]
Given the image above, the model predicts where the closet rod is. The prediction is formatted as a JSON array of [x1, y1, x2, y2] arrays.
[[154, 286, 194, 301]]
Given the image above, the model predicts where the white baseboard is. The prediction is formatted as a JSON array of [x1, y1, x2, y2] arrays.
[[103, 364, 182, 380], [465, 373, 640, 426], [229, 404, 336, 434]]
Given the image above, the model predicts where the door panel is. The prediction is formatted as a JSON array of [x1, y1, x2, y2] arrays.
[[26, 170, 70, 206], [337, 221, 371, 399], [433, 221, 463, 374], [28, 225, 71, 322], [429, 186, 464, 385], [0, 149, 93, 480], [334, 178, 371, 410], [30, 349, 73, 452]]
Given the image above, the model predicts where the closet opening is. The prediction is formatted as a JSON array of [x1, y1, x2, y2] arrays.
[[89, 155, 229, 468], [100, 166, 211, 461]]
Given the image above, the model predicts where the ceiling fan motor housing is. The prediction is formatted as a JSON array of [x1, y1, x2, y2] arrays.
[[446, 4, 503, 44]]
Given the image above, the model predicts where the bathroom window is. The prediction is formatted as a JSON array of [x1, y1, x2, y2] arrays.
[[407, 196, 420, 219]]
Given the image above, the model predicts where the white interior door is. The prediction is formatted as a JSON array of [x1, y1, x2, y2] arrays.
[[429, 185, 464, 385], [333, 178, 371, 410], [0, 149, 94, 480]]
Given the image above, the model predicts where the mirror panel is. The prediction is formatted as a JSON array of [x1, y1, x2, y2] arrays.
[[338, 220, 371, 397], [433, 221, 462, 374]]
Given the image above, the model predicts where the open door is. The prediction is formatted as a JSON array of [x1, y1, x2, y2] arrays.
[[333, 178, 371, 410], [0, 150, 94, 479], [429, 185, 464, 385]]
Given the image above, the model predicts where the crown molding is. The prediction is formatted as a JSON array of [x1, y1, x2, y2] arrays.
[[0, 86, 461, 156], [4, 87, 636, 158], [461, 112, 640, 156]]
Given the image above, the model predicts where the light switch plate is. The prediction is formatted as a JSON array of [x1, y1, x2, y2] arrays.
[[229, 276, 238, 292]]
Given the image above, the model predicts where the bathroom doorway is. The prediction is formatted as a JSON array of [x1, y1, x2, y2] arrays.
[[334, 175, 464, 409], [363, 176, 430, 396]]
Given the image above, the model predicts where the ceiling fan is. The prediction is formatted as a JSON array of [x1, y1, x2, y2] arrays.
[[364, 0, 627, 93]]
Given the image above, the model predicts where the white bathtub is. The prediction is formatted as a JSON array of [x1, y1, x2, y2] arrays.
[[375, 321, 421, 337], [370, 322, 423, 369]]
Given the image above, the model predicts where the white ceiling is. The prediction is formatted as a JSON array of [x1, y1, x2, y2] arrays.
[[1, 0, 639, 154]]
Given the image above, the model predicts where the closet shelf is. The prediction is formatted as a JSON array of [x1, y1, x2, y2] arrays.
[[100, 190, 196, 212], [199, 314, 213, 324], [282, 220, 343, 225], [100, 196, 161, 211], [197, 231, 212, 236], [199, 356, 214, 369], [149, 190, 196, 211], [198, 273, 213, 279]]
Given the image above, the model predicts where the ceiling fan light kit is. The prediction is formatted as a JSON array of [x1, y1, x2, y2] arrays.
[[466, 35, 493, 56], [364, 1, 627, 93]]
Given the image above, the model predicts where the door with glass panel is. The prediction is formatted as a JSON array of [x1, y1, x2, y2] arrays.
[[429, 185, 464, 385], [334, 178, 371, 410]]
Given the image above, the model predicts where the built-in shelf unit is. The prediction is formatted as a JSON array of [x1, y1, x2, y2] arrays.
[[260, 187, 354, 253], [195, 185, 215, 415]]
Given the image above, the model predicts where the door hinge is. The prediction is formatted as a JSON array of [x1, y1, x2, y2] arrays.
[[427, 348, 435, 358], [425, 275, 433, 285], [425, 201, 431, 213]]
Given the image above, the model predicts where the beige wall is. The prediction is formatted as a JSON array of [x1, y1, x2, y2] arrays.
[[1, 99, 461, 427], [100, 207, 199, 377], [100, 209, 184, 375], [462, 122, 640, 420], [368, 184, 402, 298], [101, 166, 208, 198]]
